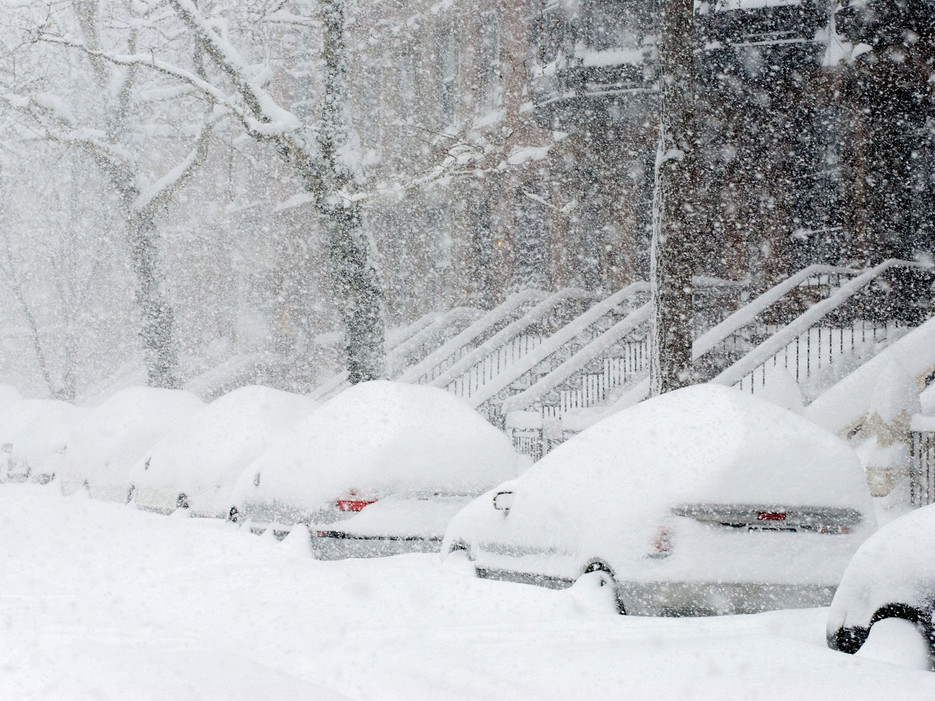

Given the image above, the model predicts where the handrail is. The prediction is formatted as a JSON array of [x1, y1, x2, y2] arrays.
[[310, 307, 481, 402], [430, 287, 594, 389], [693, 264, 859, 360], [713, 259, 927, 388], [386, 306, 483, 377], [396, 289, 547, 383], [466, 281, 651, 409], [495, 265, 854, 415], [500, 301, 653, 414]]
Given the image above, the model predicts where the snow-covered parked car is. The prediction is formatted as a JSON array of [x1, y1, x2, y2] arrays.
[[0, 398, 81, 483], [60, 387, 204, 502], [827, 504, 935, 658], [128, 385, 317, 517], [230, 380, 520, 557], [442, 383, 876, 616]]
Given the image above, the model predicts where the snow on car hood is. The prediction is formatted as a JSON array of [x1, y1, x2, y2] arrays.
[[232, 381, 519, 520], [484, 384, 873, 561], [129, 385, 318, 515]]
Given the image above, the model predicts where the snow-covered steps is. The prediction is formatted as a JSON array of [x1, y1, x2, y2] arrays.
[[395, 289, 549, 385], [714, 260, 930, 399], [467, 282, 652, 421], [431, 288, 596, 400]]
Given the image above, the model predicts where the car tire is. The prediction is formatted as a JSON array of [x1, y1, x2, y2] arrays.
[[579, 562, 626, 615], [832, 603, 931, 655]]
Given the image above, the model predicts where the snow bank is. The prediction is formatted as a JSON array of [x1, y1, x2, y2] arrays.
[[233, 381, 518, 524], [129, 385, 317, 516], [60, 386, 204, 503]]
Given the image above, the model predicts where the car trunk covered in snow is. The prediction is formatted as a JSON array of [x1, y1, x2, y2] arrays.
[[445, 383, 875, 615], [232, 381, 519, 549]]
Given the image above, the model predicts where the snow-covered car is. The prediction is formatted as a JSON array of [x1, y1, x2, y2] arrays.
[[0, 398, 81, 483], [442, 383, 876, 616], [60, 387, 205, 503], [128, 385, 317, 517], [827, 505, 935, 657], [230, 380, 520, 557], [1, 399, 84, 484]]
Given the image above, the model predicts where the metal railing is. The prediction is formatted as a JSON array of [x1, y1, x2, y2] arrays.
[[911, 429, 935, 507], [715, 260, 930, 396]]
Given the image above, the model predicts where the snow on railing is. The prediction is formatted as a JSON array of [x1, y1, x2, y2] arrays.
[[184, 353, 292, 401], [396, 289, 547, 385], [693, 264, 858, 371], [496, 265, 853, 420], [310, 307, 481, 402], [434, 288, 595, 397], [386, 307, 483, 378], [467, 282, 651, 415], [499, 302, 652, 415], [713, 260, 928, 393]]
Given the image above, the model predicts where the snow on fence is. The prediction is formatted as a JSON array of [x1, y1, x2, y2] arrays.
[[467, 282, 652, 418], [559, 342, 649, 413], [731, 320, 902, 397], [693, 264, 859, 380], [386, 307, 484, 378], [499, 303, 652, 416], [446, 333, 545, 400]]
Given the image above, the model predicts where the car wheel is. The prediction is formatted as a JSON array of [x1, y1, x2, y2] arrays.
[[856, 617, 934, 670], [576, 562, 626, 615], [832, 603, 929, 655]]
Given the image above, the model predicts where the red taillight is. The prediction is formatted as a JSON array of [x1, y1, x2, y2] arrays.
[[336, 490, 376, 512], [650, 526, 673, 558], [757, 511, 787, 522]]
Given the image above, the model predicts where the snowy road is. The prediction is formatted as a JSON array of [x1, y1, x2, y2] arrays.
[[1, 484, 932, 700]]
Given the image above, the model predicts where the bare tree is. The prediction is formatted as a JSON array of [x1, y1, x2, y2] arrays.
[[164, 0, 386, 384], [1, 1, 218, 389]]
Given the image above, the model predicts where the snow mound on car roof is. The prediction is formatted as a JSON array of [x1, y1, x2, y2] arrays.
[[234, 381, 518, 513], [129, 385, 317, 514], [509, 383, 871, 550], [61, 387, 204, 500]]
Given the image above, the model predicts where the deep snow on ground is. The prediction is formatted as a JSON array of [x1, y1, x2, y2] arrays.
[[2, 484, 933, 701]]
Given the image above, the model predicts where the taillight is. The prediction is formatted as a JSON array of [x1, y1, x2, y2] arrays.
[[757, 511, 787, 522], [336, 489, 376, 512], [649, 526, 673, 559]]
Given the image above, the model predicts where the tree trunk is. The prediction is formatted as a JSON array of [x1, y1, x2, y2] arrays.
[[316, 0, 386, 383], [650, 0, 697, 396], [128, 214, 181, 389]]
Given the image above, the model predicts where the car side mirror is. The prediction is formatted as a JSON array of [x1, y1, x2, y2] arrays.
[[493, 490, 514, 513]]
